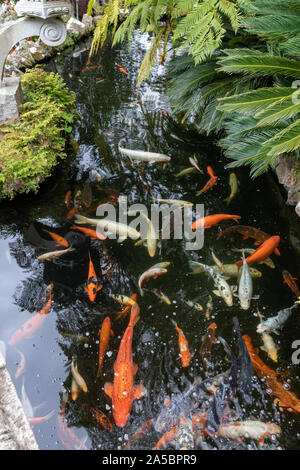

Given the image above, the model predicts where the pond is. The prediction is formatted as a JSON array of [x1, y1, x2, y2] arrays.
[[1, 31, 300, 450]]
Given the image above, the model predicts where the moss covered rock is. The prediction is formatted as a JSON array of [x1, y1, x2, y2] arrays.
[[0, 67, 76, 200]]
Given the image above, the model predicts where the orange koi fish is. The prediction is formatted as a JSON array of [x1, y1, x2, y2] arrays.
[[171, 320, 191, 368], [104, 303, 147, 427], [97, 317, 114, 377], [243, 335, 300, 414], [64, 190, 72, 206], [85, 253, 102, 302], [236, 236, 280, 269], [192, 213, 241, 230], [197, 166, 218, 195], [8, 285, 53, 345], [80, 404, 113, 432], [217, 225, 271, 246], [57, 393, 88, 450], [44, 230, 69, 248], [282, 270, 300, 297], [70, 225, 106, 240], [66, 207, 78, 220], [199, 322, 217, 369]]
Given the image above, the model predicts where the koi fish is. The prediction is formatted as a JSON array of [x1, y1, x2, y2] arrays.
[[192, 214, 241, 230], [71, 357, 88, 393], [188, 155, 202, 173], [197, 166, 218, 195], [260, 332, 278, 363], [118, 146, 171, 163], [28, 410, 55, 426], [189, 261, 236, 306], [217, 225, 271, 246], [70, 225, 106, 240], [71, 377, 79, 401], [154, 411, 207, 449], [57, 393, 88, 450], [97, 317, 114, 377], [74, 214, 141, 240], [225, 173, 239, 205], [205, 295, 213, 321], [80, 404, 113, 432], [66, 207, 78, 220], [44, 230, 69, 248], [232, 248, 275, 269], [256, 304, 298, 335], [236, 236, 280, 268], [282, 270, 300, 297], [211, 249, 224, 272], [64, 190, 72, 206], [138, 262, 170, 295], [119, 67, 128, 75], [135, 212, 157, 258], [199, 323, 217, 369], [38, 247, 74, 261], [238, 249, 254, 310], [183, 299, 203, 311], [175, 167, 197, 178], [153, 198, 193, 206], [21, 379, 55, 426], [114, 294, 138, 320], [15, 349, 26, 379], [243, 334, 300, 414], [85, 253, 102, 302], [8, 285, 53, 345], [171, 320, 191, 368], [216, 420, 281, 446], [104, 303, 147, 427], [148, 289, 171, 305], [210, 263, 262, 279]]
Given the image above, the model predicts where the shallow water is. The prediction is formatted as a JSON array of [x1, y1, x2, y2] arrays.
[[0, 31, 300, 450]]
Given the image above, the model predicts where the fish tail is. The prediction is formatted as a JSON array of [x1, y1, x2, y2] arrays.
[[129, 302, 140, 327], [74, 214, 89, 225], [171, 319, 178, 329], [236, 260, 243, 269]]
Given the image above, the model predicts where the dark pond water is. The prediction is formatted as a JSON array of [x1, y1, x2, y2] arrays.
[[1, 31, 300, 450]]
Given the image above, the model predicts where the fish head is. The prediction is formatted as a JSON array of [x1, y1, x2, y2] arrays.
[[224, 292, 233, 307]]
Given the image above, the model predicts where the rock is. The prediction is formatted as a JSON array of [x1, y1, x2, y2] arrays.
[[296, 202, 300, 218], [81, 13, 93, 31], [0, 76, 23, 122], [274, 156, 300, 207], [66, 17, 87, 36]]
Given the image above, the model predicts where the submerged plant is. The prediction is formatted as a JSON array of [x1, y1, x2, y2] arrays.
[[0, 67, 76, 199]]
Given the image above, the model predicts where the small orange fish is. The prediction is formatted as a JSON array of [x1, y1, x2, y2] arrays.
[[162, 109, 168, 116], [97, 317, 114, 377], [44, 230, 69, 248], [236, 235, 280, 268], [8, 285, 53, 345], [192, 213, 241, 230], [64, 190, 72, 206], [282, 270, 300, 297], [104, 303, 146, 427], [70, 225, 106, 241], [171, 320, 191, 367], [81, 404, 113, 432], [85, 253, 102, 302], [119, 67, 128, 75], [66, 207, 78, 220], [197, 166, 218, 195]]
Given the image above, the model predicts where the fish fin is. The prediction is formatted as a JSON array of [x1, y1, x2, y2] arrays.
[[129, 303, 140, 327], [224, 276, 231, 280], [104, 382, 113, 399], [133, 384, 147, 400], [212, 290, 221, 297], [96, 284, 103, 292], [110, 329, 114, 337], [258, 438, 265, 449], [230, 285, 237, 293], [252, 295, 260, 299], [274, 248, 280, 256], [133, 363, 138, 375]]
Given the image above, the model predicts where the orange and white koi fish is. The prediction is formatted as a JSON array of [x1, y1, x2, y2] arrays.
[[216, 420, 281, 447], [138, 262, 170, 295], [192, 214, 241, 230], [171, 320, 191, 368], [38, 247, 74, 261], [85, 253, 102, 302], [282, 270, 300, 297], [8, 285, 53, 345], [236, 236, 280, 268], [114, 294, 138, 320], [70, 225, 106, 240], [44, 230, 69, 248], [97, 317, 114, 377], [104, 303, 146, 427]]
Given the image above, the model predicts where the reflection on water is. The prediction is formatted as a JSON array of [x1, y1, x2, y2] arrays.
[[0, 31, 300, 450]]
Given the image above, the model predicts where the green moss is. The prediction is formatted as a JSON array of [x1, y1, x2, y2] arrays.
[[0, 67, 77, 200]]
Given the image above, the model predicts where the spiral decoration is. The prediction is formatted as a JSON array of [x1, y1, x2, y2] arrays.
[[39, 18, 67, 47]]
